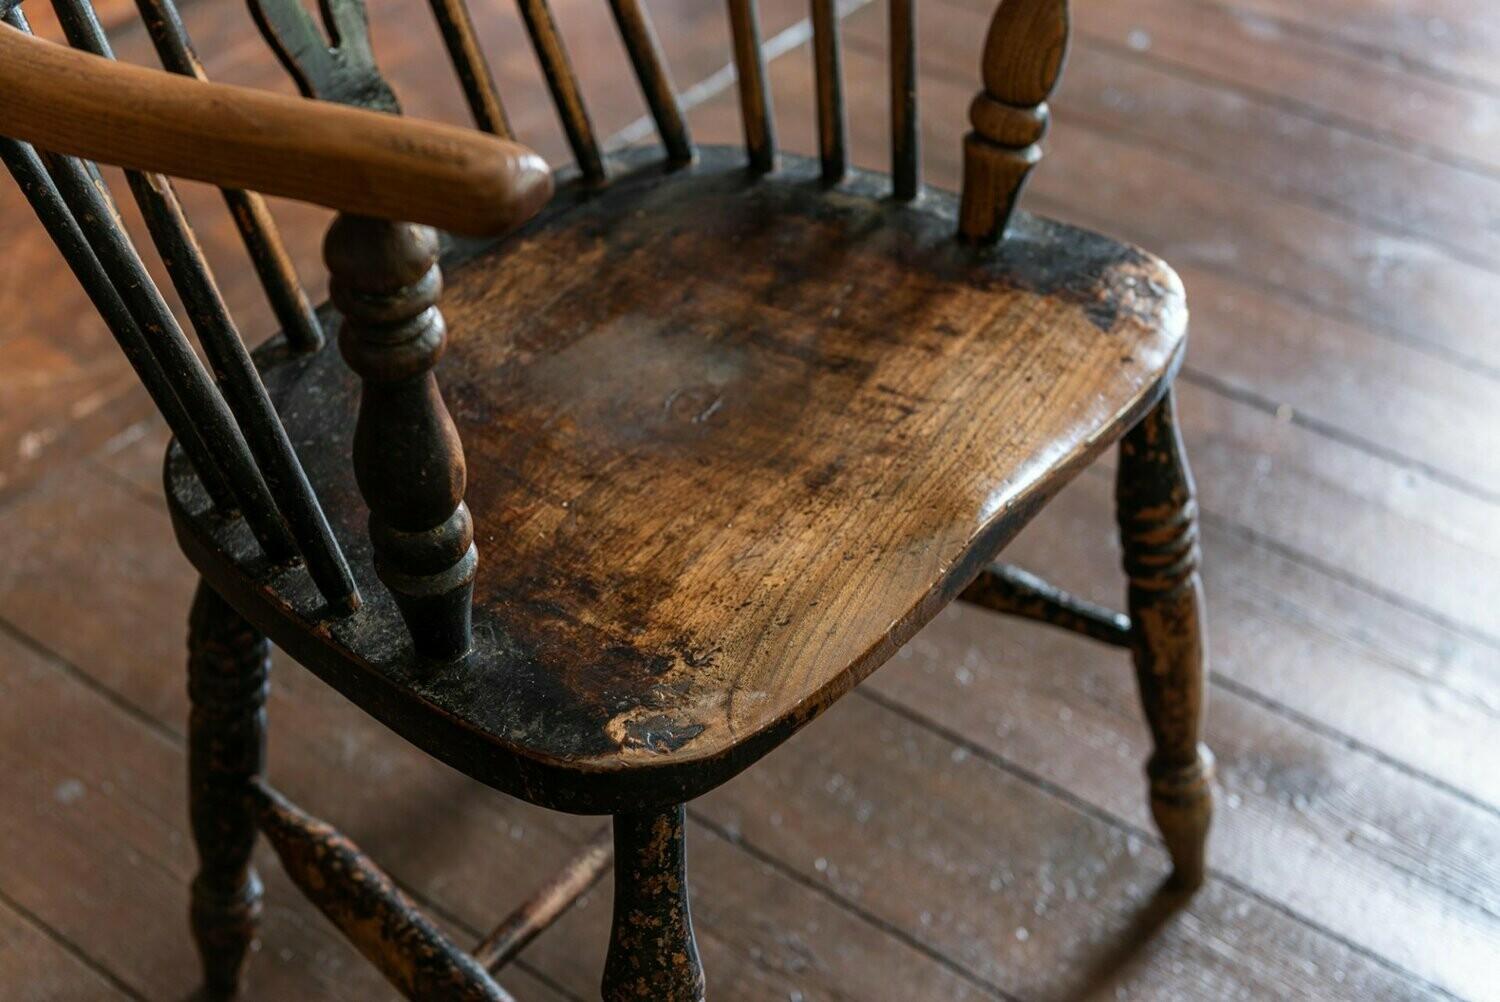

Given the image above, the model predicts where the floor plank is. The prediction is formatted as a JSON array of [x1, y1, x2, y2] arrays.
[[701, 695, 1449, 1001], [1076, 0, 1500, 179], [0, 895, 133, 1002], [1188, 0, 1500, 94], [865, 608, 1500, 1001]]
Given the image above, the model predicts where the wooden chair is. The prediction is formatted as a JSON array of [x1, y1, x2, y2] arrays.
[[0, 0, 1213, 996]]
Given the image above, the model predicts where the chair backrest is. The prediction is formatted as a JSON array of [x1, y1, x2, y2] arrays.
[[0, 0, 1070, 652]]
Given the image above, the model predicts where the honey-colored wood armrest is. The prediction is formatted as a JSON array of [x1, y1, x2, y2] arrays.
[[0, 23, 553, 235]]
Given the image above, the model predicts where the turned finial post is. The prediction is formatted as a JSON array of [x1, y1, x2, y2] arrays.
[[958, 0, 1070, 243], [327, 216, 477, 663]]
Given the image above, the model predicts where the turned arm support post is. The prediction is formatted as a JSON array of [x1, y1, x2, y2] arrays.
[[327, 217, 478, 663], [958, 0, 1070, 243]]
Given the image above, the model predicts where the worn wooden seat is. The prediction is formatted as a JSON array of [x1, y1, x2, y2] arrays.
[[170, 147, 1186, 812]]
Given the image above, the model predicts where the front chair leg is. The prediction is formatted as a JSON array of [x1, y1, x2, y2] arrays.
[[602, 805, 705, 1002], [187, 581, 270, 998], [1116, 388, 1214, 889]]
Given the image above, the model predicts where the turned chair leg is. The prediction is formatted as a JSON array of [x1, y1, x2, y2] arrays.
[[187, 581, 270, 999], [1116, 388, 1214, 889], [602, 805, 705, 1002]]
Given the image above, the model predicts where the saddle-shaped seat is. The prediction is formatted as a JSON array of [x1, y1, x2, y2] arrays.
[[168, 148, 1186, 813]]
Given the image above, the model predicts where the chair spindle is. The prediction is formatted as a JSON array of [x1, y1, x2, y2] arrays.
[[958, 0, 1069, 242], [133, 0, 324, 353], [0, 7, 297, 562], [45, 151, 298, 560], [809, 0, 847, 183], [50, 0, 360, 611], [889, 0, 919, 199], [728, 0, 775, 173], [607, 0, 693, 165], [0, 131, 237, 512], [428, 0, 514, 138], [515, 0, 605, 182]]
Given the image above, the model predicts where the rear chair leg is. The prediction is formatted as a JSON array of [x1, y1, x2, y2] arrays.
[[187, 581, 269, 998], [1116, 389, 1214, 889], [602, 805, 705, 1002]]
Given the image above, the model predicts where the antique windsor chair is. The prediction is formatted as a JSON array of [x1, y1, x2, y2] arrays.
[[0, 0, 1213, 996]]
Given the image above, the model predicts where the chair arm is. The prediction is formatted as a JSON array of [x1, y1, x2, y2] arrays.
[[0, 22, 553, 236]]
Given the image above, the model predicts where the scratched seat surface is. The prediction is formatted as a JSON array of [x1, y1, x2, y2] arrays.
[[166, 147, 1186, 813]]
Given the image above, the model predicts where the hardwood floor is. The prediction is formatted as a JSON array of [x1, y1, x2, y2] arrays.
[[0, 0, 1496, 998]]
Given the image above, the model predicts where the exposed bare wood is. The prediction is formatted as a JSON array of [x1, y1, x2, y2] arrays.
[[0, 23, 552, 236], [168, 149, 1188, 812], [0, 0, 1493, 994], [252, 782, 514, 1001]]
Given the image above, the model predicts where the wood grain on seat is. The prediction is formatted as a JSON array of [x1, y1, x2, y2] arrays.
[[167, 147, 1186, 813]]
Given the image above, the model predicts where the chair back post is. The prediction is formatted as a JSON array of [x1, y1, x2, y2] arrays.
[[958, 0, 1070, 243]]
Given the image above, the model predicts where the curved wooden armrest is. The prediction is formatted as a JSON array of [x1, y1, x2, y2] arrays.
[[0, 23, 553, 235]]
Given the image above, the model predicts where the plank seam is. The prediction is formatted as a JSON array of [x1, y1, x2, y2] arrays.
[[1194, 0, 1500, 102], [687, 810, 1021, 1002], [855, 686, 1470, 1002], [1078, 30, 1500, 191], [0, 886, 148, 1001]]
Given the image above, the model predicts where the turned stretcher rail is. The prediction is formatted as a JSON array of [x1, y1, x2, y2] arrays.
[[960, 563, 1132, 648], [252, 782, 516, 1001], [473, 827, 614, 972]]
